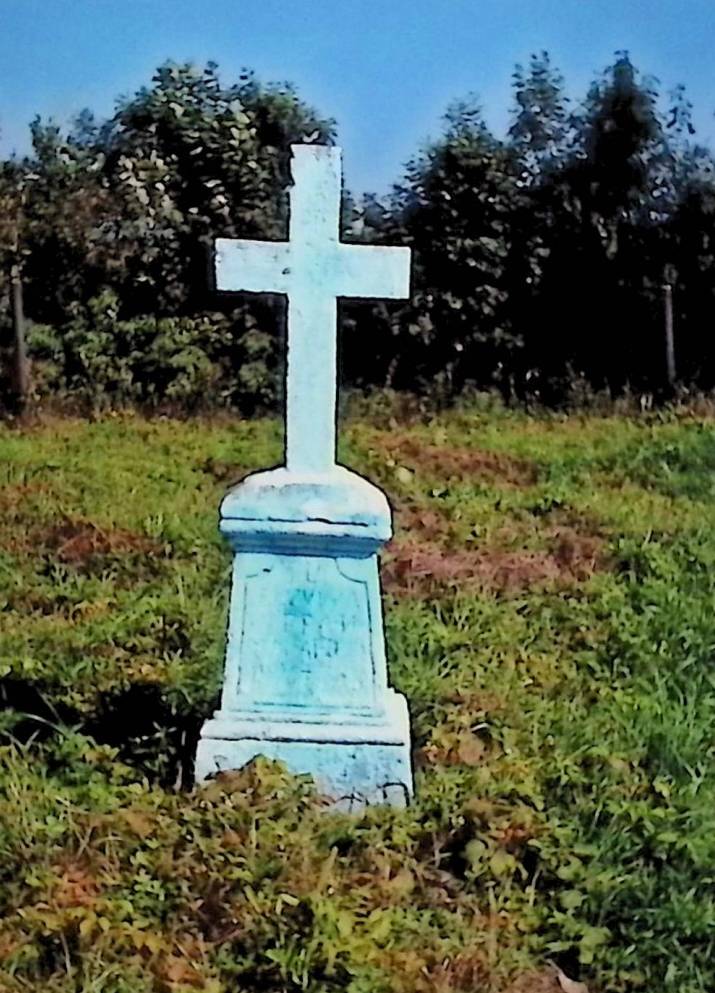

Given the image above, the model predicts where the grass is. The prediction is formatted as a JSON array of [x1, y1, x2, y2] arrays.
[[1, 403, 714, 992]]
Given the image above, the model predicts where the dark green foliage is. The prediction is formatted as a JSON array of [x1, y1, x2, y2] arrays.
[[381, 100, 522, 396], [344, 52, 715, 405], [2, 61, 334, 327], [509, 51, 571, 182], [5, 52, 715, 407], [514, 54, 673, 395], [25, 291, 279, 413]]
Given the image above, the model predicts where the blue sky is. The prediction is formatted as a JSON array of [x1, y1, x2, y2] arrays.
[[1, 0, 714, 195]]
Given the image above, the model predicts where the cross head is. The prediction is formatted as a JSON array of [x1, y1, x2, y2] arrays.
[[215, 145, 411, 473]]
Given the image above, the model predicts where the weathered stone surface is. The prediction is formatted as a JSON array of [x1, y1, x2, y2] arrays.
[[196, 146, 413, 804]]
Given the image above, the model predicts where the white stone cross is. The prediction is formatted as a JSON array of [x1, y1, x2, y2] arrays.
[[215, 145, 411, 473]]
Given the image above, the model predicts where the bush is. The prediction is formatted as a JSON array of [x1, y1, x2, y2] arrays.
[[24, 291, 280, 413]]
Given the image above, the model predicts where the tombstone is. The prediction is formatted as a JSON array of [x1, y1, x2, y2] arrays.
[[195, 145, 413, 805]]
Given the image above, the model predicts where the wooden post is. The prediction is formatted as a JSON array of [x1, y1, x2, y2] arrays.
[[9, 262, 29, 407], [663, 280, 676, 387]]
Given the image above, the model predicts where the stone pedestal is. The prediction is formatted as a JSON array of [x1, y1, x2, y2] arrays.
[[195, 466, 413, 805]]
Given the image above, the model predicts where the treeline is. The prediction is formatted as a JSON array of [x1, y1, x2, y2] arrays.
[[2, 52, 715, 412]]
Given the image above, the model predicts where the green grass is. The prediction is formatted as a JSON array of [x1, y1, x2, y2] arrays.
[[1, 405, 715, 992]]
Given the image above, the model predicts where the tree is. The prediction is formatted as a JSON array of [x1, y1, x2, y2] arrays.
[[17, 119, 120, 327], [375, 99, 521, 395], [91, 62, 335, 314], [665, 150, 715, 386], [509, 51, 571, 186], [0, 62, 337, 409], [520, 54, 673, 394], [505, 52, 573, 395], [12, 62, 336, 322]]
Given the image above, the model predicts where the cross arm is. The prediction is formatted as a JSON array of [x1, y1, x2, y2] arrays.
[[215, 238, 293, 295], [334, 243, 411, 300]]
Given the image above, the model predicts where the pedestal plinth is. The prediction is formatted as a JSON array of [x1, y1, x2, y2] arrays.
[[195, 465, 413, 806]]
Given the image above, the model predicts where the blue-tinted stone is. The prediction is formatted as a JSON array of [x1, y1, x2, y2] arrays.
[[196, 146, 413, 804]]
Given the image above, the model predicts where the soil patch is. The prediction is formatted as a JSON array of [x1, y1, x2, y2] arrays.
[[383, 527, 606, 597], [200, 456, 250, 486], [380, 436, 539, 487], [503, 972, 563, 993], [39, 518, 167, 577]]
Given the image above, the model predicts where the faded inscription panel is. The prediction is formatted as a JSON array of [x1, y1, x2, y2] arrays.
[[238, 556, 374, 710]]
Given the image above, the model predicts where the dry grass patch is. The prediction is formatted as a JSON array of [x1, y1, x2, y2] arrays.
[[42, 518, 164, 570], [385, 497, 609, 597], [51, 861, 101, 911], [379, 435, 539, 487], [383, 527, 606, 597], [369, 945, 491, 993], [503, 972, 563, 993], [0, 481, 52, 555], [0, 483, 165, 577]]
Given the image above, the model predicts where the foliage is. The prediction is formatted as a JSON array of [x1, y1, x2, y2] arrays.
[[3, 61, 334, 327], [5, 53, 715, 412], [24, 291, 279, 413], [363, 99, 522, 396], [344, 52, 715, 403], [1, 407, 715, 990], [509, 51, 571, 183]]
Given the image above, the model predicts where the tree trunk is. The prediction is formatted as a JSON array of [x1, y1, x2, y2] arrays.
[[9, 263, 29, 408]]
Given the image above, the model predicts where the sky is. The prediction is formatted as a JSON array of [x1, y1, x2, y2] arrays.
[[1, 0, 715, 196]]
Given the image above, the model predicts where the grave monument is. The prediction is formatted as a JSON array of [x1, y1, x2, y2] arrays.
[[195, 144, 414, 804]]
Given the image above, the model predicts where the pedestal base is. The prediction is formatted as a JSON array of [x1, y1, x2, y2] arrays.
[[195, 465, 413, 807], [195, 690, 412, 807]]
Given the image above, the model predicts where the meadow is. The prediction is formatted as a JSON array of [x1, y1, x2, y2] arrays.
[[1, 400, 715, 993]]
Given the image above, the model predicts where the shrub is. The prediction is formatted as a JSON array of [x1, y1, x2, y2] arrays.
[[24, 291, 280, 413]]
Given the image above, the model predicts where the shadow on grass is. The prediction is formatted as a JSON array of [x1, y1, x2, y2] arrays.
[[0, 677, 214, 789]]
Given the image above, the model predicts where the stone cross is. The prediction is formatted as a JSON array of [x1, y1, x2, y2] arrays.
[[196, 145, 414, 806], [215, 145, 410, 472]]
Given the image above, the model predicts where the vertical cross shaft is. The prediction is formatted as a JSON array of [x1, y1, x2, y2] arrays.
[[286, 288, 337, 473], [285, 147, 341, 472]]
